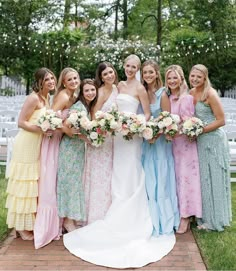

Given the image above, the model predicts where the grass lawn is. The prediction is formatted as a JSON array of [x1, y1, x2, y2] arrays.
[[0, 165, 9, 242], [192, 182, 236, 270]]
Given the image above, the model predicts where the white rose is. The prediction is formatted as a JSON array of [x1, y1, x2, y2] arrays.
[[95, 111, 104, 119], [143, 127, 153, 140], [99, 119, 106, 127], [90, 131, 98, 140], [68, 112, 78, 125], [158, 121, 165, 129], [130, 123, 137, 133], [171, 114, 180, 124], [90, 120, 98, 128], [50, 117, 62, 129], [183, 119, 193, 129], [110, 120, 118, 129], [163, 117, 173, 127]]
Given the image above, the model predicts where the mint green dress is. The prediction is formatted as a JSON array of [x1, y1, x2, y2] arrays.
[[195, 102, 232, 231], [57, 101, 86, 221]]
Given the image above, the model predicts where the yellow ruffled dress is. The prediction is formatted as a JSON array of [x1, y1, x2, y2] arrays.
[[5, 107, 46, 231]]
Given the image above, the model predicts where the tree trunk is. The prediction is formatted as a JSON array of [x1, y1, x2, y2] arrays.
[[63, 0, 71, 29], [114, 0, 120, 40], [123, 0, 128, 39], [157, 0, 162, 48]]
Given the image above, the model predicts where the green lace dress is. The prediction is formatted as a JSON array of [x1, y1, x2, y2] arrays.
[[195, 102, 232, 231], [57, 101, 86, 221]]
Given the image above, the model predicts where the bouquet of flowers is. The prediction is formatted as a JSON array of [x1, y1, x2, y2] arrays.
[[118, 112, 146, 140], [66, 109, 89, 135], [95, 105, 120, 136], [181, 117, 204, 141], [142, 117, 160, 140], [156, 111, 180, 141], [37, 109, 63, 136], [86, 119, 107, 147]]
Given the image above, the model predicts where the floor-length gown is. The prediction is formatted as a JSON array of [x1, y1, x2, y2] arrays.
[[34, 110, 67, 249], [142, 88, 180, 237], [63, 93, 176, 268], [170, 94, 202, 218], [195, 101, 231, 231], [6, 107, 45, 231], [57, 101, 86, 222], [83, 87, 117, 224]]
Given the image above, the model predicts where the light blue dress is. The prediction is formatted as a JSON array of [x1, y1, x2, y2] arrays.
[[195, 102, 232, 231], [57, 101, 86, 221], [142, 88, 180, 236]]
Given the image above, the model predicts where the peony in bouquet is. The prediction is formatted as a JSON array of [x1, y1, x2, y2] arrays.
[[95, 105, 120, 136], [118, 112, 146, 140], [156, 111, 180, 141], [181, 117, 204, 141], [142, 117, 160, 140], [37, 109, 63, 135]]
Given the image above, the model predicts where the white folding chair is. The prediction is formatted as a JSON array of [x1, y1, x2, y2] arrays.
[[5, 128, 19, 178]]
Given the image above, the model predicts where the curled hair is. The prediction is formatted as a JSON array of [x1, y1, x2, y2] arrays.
[[94, 62, 118, 88], [165, 65, 188, 97], [56, 67, 80, 96], [78, 78, 98, 113], [124, 54, 141, 69], [141, 59, 163, 91], [189, 64, 211, 101], [32, 67, 56, 93]]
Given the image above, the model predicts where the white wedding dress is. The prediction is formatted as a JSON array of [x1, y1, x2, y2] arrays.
[[63, 94, 176, 268]]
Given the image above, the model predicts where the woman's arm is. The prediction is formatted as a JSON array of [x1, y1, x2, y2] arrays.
[[203, 88, 225, 133], [138, 85, 151, 121], [18, 94, 42, 133]]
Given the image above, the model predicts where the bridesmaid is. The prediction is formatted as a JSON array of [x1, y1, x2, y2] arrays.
[[34, 67, 80, 248], [165, 65, 202, 233], [189, 64, 231, 231], [141, 60, 179, 236], [57, 79, 98, 232], [83, 62, 118, 224], [5, 68, 56, 240]]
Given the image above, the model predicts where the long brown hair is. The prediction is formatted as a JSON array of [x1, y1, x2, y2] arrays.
[[141, 59, 163, 91], [78, 79, 98, 113], [32, 67, 56, 93], [94, 62, 118, 88]]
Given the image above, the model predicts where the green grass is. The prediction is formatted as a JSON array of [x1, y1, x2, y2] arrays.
[[0, 166, 9, 242], [192, 182, 236, 270]]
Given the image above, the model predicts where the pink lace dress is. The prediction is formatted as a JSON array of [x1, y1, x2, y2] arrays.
[[170, 94, 202, 218], [83, 87, 118, 224]]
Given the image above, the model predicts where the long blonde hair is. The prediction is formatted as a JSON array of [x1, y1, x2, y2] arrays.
[[56, 67, 80, 95], [189, 64, 211, 101], [165, 65, 188, 97]]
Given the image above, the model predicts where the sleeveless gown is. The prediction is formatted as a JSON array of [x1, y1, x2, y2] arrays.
[[34, 109, 68, 249], [83, 87, 117, 224], [63, 94, 176, 268], [142, 88, 180, 236], [195, 102, 231, 231], [6, 107, 45, 231]]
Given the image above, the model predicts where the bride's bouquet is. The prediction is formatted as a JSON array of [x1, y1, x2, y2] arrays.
[[37, 109, 63, 135], [95, 105, 120, 136], [181, 117, 204, 141], [118, 112, 146, 140], [156, 111, 180, 141], [142, 117, 160, 140]]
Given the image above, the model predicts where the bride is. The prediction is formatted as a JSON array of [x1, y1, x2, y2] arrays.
[[63, 54, 176, 268]]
